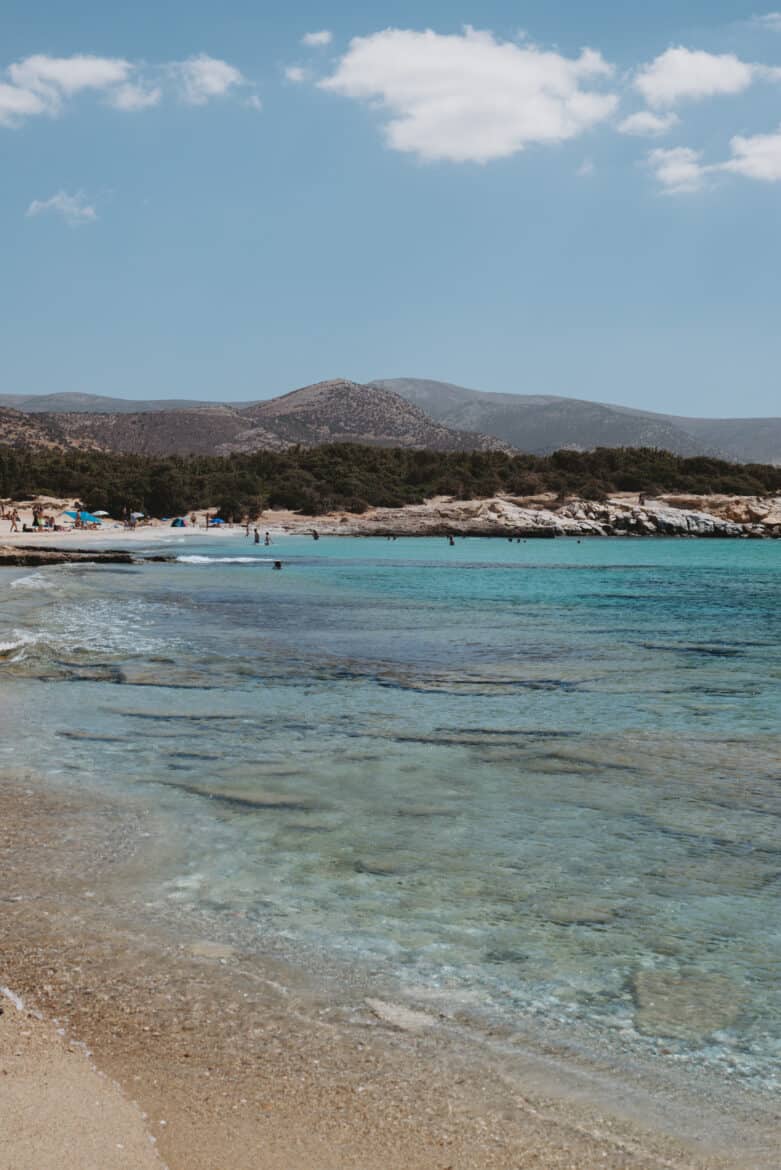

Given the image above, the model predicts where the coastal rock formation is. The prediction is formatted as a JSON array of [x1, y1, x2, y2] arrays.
[[286, 494, 781, 538]]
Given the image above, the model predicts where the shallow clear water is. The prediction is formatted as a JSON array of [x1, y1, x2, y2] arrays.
[[2, 535, 780, 1085]]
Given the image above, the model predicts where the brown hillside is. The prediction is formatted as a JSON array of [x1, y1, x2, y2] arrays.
[[233, 379, 509, 452], [1, 381, 509, 456]]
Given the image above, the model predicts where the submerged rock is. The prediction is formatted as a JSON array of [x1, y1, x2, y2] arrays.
[[631, 969, 747, 1041]]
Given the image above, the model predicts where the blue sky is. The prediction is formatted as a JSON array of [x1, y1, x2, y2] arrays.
[[2, 2, 781, 416]]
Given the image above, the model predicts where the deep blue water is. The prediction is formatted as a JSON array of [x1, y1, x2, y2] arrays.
[[1, 534, 779, 1084]]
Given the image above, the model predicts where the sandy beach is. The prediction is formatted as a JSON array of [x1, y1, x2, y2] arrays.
[[1, 490, 780, 552], [2, 772, 777, 1170], [2, 511, 779, 1169], [0, 992, 162, 1170]]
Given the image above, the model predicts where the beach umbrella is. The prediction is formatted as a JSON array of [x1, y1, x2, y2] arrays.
[[93, 510, 109, 517], [130, 511, 145, 519]]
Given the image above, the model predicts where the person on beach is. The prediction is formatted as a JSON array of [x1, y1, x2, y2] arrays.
[[264, 532, 271, 546], [254, 528, 260, 544], [10, 510, 19, 533]]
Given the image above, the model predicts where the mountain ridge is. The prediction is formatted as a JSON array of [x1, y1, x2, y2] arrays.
[[372, 379, 781, 465], [0, 380, 507, 457], [0, 378, 778, 463]]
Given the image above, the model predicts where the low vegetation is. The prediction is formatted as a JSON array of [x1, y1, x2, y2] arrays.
[[0, 445, 778, 520]]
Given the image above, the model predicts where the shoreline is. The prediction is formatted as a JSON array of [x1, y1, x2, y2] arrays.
[[2, 774, 778, 1170], [0, 490, 780, 551]]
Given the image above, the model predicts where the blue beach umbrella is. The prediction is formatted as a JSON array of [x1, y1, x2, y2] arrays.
[[64, 510, 103, 524]]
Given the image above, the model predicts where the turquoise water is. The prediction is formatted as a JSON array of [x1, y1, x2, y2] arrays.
[[1, 535, 780, 1084]]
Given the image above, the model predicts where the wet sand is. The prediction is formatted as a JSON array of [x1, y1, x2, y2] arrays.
[[1, 773, 777, 1170], [0, 994, 162, 1170]]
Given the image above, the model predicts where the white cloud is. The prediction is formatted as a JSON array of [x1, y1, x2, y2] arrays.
[[618, 109, 679, 137], [722, 125, 781, 180], [26, 190, 97, 225], [302, 31, 333, 47], [9, 54, 131, 99], [108, 82, 162, 111], [647, 146, 707, 193], [648, 125, 781, 192], [635, 47, 758, 107], [751, 12, 781, 31], [0, 81, 48, 126], [245, 94, 263, 111], [174, 54, 245, 105], [577, 157, 595, 177], [319, 27, 618, 163], [1, 51, 250, 127], [284, 65, 310, 83]]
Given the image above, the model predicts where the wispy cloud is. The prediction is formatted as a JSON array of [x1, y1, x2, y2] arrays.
[[320, 27, 618, 163], [649, 124, 781, 192], [0, 51, 254, 128], [173, 54, 245, 105], [618, 110, 679, 137], [751, 12, 781, 31], [108, 82, 162, 111], [647, 147, 707, 193], [302, 31, 333, 48], [26, 190, 97, 225]]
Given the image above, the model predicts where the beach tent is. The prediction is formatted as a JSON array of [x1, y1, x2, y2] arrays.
[[64, 510, 103, 524], [208, 518, 226, 526], [170, 517, 186, 527]]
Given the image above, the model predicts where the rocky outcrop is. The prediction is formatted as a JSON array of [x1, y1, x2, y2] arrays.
[[0, 545, 134, 565], [277, 494, 781, 538]]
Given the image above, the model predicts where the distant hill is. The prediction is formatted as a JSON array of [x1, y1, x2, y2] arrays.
[[0, 392, 225, 414], [227, 379, 508, 453], [373, 379, 781, 465], [0, 381, 505, 457], [2, 378, 779, 463]]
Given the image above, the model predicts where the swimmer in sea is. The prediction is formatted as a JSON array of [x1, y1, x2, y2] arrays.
[[273, 560, 282, 570]]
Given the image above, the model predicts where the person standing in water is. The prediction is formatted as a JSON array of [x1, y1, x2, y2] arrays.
[[264, 531, 271, 546], [253, 528, 260, 544]]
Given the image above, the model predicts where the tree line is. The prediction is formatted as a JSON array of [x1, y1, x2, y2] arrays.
[[0, 444, 778, 520]]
